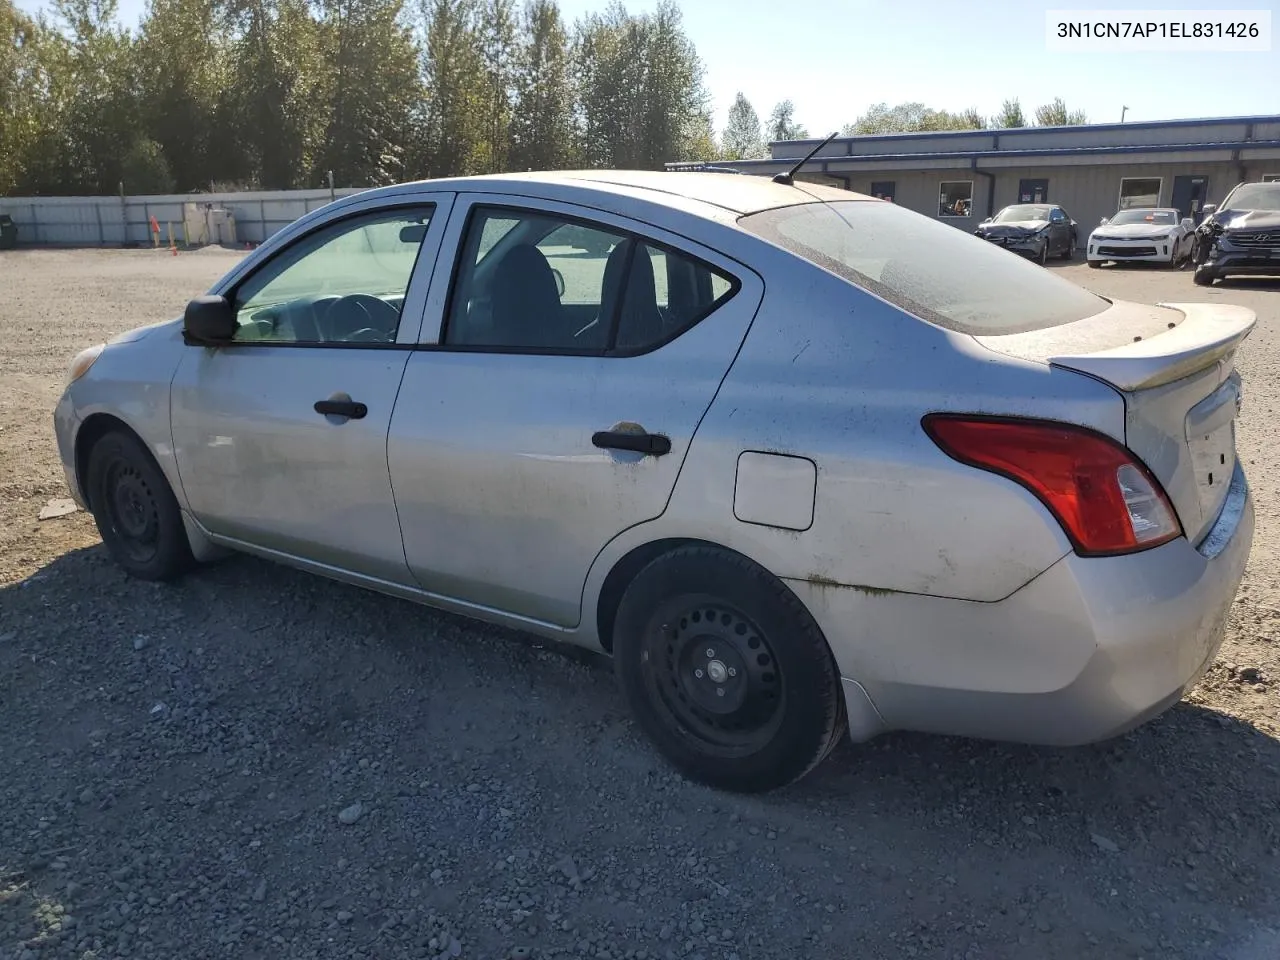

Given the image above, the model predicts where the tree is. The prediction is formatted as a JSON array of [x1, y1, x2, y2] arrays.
[[223, 0, 327, 188], [1034, 97, 1087, 127], [572, 0, 709, 170], [418, 0, 486, 178], [843, 101, 985, 135], [721, 91, 762, 159], [1, 1, 58, 194], [994, 97, 1026, 128], [477, 0, 516, 172], [119, 137, 174, 193], [766, 99, 808, 143], [312, 0, 422, 187], [134, 0, 231, 191], [508, 0, 576, 171]]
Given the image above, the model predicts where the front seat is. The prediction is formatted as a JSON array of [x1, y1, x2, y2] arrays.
[[487, 243, 564, 348]]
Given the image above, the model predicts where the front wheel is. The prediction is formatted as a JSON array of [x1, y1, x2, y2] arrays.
[[1193, 265, 1217, 286], [86, 429, 195, 581], [1037, 240, 1049, 266], [1061, 234, 1076, 260], [1087, 259, 1102, 269], [612, 546, 846, 793]]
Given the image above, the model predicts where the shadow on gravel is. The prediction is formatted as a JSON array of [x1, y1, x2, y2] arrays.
[[3, 545, 1280, 960]]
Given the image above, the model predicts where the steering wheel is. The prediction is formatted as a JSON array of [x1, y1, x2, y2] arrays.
[[326, 293, 400, 341]]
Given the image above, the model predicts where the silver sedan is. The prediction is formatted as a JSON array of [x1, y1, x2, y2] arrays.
[[54, 171, 1256, 793]]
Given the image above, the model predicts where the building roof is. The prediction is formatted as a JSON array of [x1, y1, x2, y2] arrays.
[[668, 113, 1280, 175]]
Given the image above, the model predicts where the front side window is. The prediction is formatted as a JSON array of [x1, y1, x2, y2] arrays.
[[740, 200, 1108, 336], [445, 206, 736, 354], [1118, 178, 1161, 210], [938, 181, 973, 218], [232, 206, 434, 344]]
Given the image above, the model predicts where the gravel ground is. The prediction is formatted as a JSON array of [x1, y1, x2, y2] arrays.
[[2, 247, 1280, 960]]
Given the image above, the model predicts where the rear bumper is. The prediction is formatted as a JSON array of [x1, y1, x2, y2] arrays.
[[790, 461, 1253, 746]]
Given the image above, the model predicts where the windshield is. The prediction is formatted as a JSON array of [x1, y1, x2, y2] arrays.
[[739, 201, 1107, 336], [1223, 183, 1280, 211], [1108, 209, 1178, 226], [994, 205, 1051, 222]]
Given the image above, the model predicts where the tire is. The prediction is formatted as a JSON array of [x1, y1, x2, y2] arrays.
[[612, 545, 846, 793], [1061, 234, 1076, 260], [86, 429, 194, 581], [1087, 259, 1101, 269], [1037, 240, 1049, 266], [1193, 265, 1216, 286]]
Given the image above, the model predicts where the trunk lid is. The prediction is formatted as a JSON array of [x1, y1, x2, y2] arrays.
[[973, 298, 1256, 545]]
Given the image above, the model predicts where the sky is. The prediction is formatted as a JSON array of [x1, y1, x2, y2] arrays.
[[15, 0, 1280, 134]]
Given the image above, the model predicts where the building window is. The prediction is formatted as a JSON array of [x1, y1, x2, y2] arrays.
[[870, 180, 896, 202], [1118, 177, 1161, 209], [1262, 174, 1280, 182], [938, 181, 973, 218]]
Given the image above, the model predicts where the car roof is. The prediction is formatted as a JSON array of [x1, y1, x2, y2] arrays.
[[357, 170, 870, 217]]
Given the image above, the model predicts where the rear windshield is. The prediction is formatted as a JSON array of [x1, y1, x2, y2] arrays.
[[739, 200, 1108, 336]]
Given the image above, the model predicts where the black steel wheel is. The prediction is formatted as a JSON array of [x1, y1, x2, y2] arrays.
[[86, 429, 194, 581], [613, 546, 846, 793]]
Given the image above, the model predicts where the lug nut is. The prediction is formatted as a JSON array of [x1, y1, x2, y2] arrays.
[[695, 669, 704, 678], [716, 688, 725, 697]]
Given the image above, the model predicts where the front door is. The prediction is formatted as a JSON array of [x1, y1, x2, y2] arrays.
[[170, 200, 450, 583], [387, 195, 763, 627], [1172, 175, 1210, 221], [1018, 178, 1049, 203]]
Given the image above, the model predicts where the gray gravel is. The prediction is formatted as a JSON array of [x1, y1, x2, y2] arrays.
[[3, 248, 1280, 960]]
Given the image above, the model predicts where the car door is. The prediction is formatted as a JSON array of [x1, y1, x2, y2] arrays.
[[170, 195, 453, 584], [386, 194, 764, 627], [1048, 207, 1069, 253]]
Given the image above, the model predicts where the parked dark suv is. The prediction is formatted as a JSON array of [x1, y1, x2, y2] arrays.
[[1192, 180, 1280, 286]]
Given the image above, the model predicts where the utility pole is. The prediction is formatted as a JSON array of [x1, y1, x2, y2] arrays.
[[1120, 105, 1129, 123]]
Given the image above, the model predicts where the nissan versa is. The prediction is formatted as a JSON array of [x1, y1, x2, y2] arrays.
[[54, 170, 1256, 793]]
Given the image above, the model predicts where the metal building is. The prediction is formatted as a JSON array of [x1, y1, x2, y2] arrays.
[[667, 114, 1280, 237]]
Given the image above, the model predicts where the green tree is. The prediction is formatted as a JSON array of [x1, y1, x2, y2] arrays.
[[134, 0, 229, 191], [1034, 97, 1087, 126], [418, 0, 486, 177], [477, 0, 515, 172], [721, 91, 762, 159], [843, 101, 986, 135], [508, 0, 576, 171], [1, 1, 59, 194], [994, 97, 1026, 128], [312, 0, 422, 187], [572, 0, 708, 169], [119, 136, 174, 193], [766, 99, 808, 143], [224, 0, 327, 188]]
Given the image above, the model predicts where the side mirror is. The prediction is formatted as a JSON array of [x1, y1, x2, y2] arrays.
[[183, 295, 236, 344], [1201, 203, 1217, 216], [551, 268, 565, 298]]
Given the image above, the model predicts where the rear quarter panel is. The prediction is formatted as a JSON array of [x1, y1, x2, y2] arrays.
[[639, 241, 1128, 604]]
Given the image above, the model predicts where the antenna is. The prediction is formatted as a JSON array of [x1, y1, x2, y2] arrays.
[[772, 130, 840, 186]]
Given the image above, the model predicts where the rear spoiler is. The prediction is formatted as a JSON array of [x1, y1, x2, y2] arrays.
[[1047, 302, 1257, 391]]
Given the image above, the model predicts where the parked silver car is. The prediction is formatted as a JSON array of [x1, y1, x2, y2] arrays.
[[54, 171, 1256, 793]]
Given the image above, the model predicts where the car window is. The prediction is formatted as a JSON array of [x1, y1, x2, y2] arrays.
[[232, 207, 433, 344], [614, 243, 737, 352], [446, 207, 626, 350], [739, 200, 1108, 336]]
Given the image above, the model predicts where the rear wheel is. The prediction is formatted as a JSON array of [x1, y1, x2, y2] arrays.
[[86, 430, 194, 581], [612, 546, 846, 793]]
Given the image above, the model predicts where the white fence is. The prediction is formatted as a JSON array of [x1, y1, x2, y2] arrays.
[[0, 187, 367, 247]]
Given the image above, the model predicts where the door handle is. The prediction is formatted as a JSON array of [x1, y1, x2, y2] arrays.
[[314, 399, 367, 420], [592, 430, 671, 456]]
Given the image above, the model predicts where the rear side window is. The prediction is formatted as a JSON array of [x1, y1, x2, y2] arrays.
[[739, 200, 1108, 336]]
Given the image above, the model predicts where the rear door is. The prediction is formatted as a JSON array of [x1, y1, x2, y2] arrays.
[[387, 194, 764, 626]]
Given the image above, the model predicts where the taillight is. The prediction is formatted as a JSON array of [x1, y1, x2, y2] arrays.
[[921, 414, 1182, 557]]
